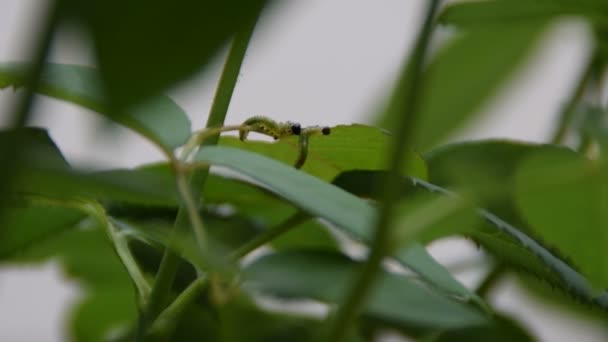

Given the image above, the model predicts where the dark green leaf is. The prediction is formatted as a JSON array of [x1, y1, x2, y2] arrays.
[[61, 0, 267, 108], [220, 124, 427, 181], [425, 139, 566, 227], [331, 170, 483, 302], [0, 201, 85, 258], [243, 250, 487, 330], [440, 0, 608, 28], [515, 147, 608, 289], [0, 63, 191, 152], [195, 146, 376, 239], [195, 147, 480, 304], [433, 314, 534, 342], [378, 24, 544, 151]]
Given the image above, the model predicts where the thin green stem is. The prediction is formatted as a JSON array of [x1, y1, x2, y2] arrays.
[[230, 212, 309, 261], [105, 217, 152, 303], [175, 168, 209, 262], [550, 52, 599, 144], [180, 125, 244, 160], [325, 1, 440, 341], [139, 8, 263, 338], [147, 277, 207, 339]]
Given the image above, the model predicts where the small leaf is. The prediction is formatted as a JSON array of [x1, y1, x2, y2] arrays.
[[243, 250, 487, 330], [220, 124, 427, 181], [61, 0, 267, 108], [515, 148, 608, 289], [378, 24, 545, 151], [0, 63, 191, 153]]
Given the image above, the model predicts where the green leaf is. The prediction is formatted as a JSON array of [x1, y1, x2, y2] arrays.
[[515, 148, 608, 289], [440, 0, 608, 28], [378, 24, 545, 151], [433, 314, 534, 342], [9, 225, 136, 342], [243, 250, 487, 330], [331, 170, 482, 302], [195, 146, 483, 305], [205, 174, 339, 251], [0, 127, 69, 169], [425, 140, 567, 227], [0, 201, 85, 258], [0, 63, 191, 153], [220, 124, 427, 181], [15, 166, 179, 207], [61, 0, 267, 108], [195, 146, 376, 239], [412, 178, 608, 309]]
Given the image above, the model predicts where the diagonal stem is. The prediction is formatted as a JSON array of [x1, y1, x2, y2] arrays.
[[137, 7, 264, 339], [324, 1, 441, 341]]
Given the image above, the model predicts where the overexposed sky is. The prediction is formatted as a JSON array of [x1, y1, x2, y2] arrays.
[[0, 1, 607, 341]]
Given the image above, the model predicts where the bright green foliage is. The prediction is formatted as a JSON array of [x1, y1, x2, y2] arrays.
[[3, 1, 608, 341], [220, 124, 427, 180], [515, 148, 608, 289]]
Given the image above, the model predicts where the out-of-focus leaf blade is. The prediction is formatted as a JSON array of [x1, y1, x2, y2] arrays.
[[195, 146, 376, 239], [195, 147, 483, 305], [433, 314, 534, 342], [61, 0, 267, 108], [220, 124, 427, 181], [440, 0, 608, 28], [515, 148, 608, 289], [8, 225, 136, 342], [0, 63, 191, 152], [378, 24, 544, 151], [243, 250, 487, 330], [0, 201, 85, 258]]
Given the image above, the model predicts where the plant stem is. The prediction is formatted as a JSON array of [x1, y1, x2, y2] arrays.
[[325, 2, 440, 341], [550, 52, 599, 144], [147, 277, 207, 339], [138, 9, 263, 338], [230, 212, 309, 261]]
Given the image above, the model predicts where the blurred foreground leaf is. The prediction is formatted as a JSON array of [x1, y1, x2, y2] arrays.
[[378, 23, 544, 151], [243, 250, 487, 330], [440, 0, 608, 28], [0, 63, 191, 153], [515, 148, 608, 289], [61, 0, 267, 108]]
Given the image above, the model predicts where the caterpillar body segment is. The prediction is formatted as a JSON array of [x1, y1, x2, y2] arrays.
[[239, 116, 302, 141]]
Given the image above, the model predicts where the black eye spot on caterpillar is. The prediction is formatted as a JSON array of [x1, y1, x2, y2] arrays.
[[322, 127, 330, 135], [290, 123, 301, 135]]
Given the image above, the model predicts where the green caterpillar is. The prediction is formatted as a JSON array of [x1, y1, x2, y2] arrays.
[[239, 116, 302, 141], [294, 125, 331, 169]]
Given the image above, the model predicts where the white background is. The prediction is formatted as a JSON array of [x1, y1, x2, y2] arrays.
[[0, 0, 607, 341]]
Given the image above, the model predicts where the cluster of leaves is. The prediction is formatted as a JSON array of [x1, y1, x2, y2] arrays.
[[2, 0, 608, 341]]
